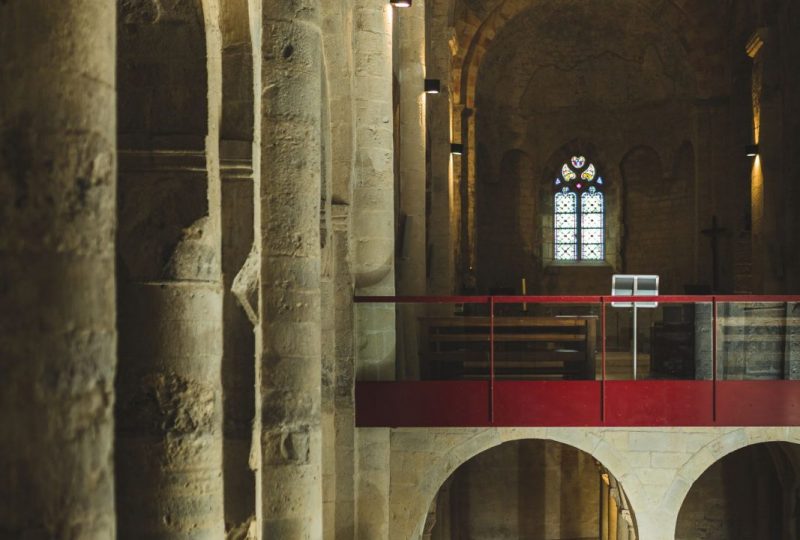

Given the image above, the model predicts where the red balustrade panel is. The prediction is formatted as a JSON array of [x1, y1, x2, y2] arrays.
[[604, 381, 714, 426], [716, 381, 800, 426], [492, 381, 601, 427], [356, 381, 490, 427]]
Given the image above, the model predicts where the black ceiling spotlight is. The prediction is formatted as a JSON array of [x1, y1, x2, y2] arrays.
[[424, 79, 441, 94], [745, 144, 759, 157], [450, 143, 464, 155], [390, 0, 412, 7]]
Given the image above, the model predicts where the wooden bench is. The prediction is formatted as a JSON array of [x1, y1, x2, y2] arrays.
[[419, 316, 597, 380]]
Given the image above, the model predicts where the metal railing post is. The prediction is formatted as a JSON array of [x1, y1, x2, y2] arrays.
[[490, 296, 495, 424], [712, 296, 718, 423], [601, 297, 607, 424]]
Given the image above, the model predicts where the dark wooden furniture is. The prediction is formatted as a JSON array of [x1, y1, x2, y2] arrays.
[[651, 322, 695, 379], [419, 316, 597, 380]]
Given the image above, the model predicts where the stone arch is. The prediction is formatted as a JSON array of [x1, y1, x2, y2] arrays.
[[394, 429, 647, 540], [620, 145, 664, 275], [622, 144, 694, 293], [663, 429, 800, 540], [451, 0, 724, 111], [621, 145, 664, 186]]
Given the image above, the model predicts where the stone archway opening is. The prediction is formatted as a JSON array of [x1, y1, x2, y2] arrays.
[[676, 441, 800, 540], [424, 439, 638, 540]]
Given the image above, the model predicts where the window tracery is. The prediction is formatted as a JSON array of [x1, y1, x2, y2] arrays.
[[553, 156, 605, 261]]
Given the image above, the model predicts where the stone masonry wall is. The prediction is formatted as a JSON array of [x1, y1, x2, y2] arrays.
[[385, 426, 800, 540]]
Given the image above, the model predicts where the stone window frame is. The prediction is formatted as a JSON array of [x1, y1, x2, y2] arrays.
[[542, 155, 611, 268]]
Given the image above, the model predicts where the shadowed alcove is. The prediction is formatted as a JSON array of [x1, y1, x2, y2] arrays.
[[676, 442, 800, 540], [426, 439, 637, 540]]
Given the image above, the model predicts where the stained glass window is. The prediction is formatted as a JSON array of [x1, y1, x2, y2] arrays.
[[553, 156, 605, 262], [554, 189, 577, 260]]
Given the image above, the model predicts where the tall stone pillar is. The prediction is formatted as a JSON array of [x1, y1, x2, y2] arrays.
[[333, 204, 357, 539], [353, 0, 396, 380], [396, 0, 427, 380], [0, 2, 117, 537], [116, 281, 224, 540], [257, 1, 323, 536], [427, 1, 456, 296], [115, 1, 225, 538], [352, 1, 395, 539]]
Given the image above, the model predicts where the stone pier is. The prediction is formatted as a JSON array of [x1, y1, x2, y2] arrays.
[[115, 0, 225, 537], [352, 1, 396, 538], [258, 1, 324, 536], [396, 0, 428, 379], [0, 2, 117, 537], [116, 284, 224, 540]]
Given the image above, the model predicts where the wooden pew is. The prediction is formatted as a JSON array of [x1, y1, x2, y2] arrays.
[[419, 316, 597, 380]]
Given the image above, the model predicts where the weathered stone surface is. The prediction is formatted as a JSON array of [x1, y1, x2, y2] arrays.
[[0, 2, 117, 538], [116, 283, 224, 540], [257, 2, 324, 537], [115, 1, 225, 538], [232, 244, 260, 326]]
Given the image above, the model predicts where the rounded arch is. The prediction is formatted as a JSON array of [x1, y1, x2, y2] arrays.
[[663, 429, 800, 540], [398, 430, 647, 540], [621, 143, 696, 292], [452, 0, 724, 111], [620, 146, 664, 201]]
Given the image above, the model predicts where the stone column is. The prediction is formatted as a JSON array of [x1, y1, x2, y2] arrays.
[[352, 1, 395, 538], [322, 220, 337, 540], [427, 1, 456, 296], [257, 1, 323, 536], [0, 3, 117, 537], [333, 204, 357, 539], [353, 0, 396, 380], [396, 0, 427, 380], [116, 282, 224, 540], [115, 1, 225, 537]]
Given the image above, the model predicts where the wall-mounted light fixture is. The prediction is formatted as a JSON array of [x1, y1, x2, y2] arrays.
[[424, 79, 441, 94], [745, 144, 759, 157], [450, 143, 464, 155], [390, 0, 411, 7]]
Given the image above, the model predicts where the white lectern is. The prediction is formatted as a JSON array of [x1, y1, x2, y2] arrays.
[[611, 274, 659, 380]]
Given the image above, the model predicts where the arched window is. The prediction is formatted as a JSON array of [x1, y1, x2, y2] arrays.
[[554, 156, 605, 261]]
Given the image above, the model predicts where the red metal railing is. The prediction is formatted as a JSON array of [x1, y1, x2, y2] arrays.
[[354, 295, 800, 427]]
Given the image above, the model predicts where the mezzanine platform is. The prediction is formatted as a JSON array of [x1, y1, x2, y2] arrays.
[[355, 295, 800, 427]]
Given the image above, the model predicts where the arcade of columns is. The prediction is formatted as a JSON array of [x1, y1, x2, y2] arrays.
[[3, 1, 800, 539]]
